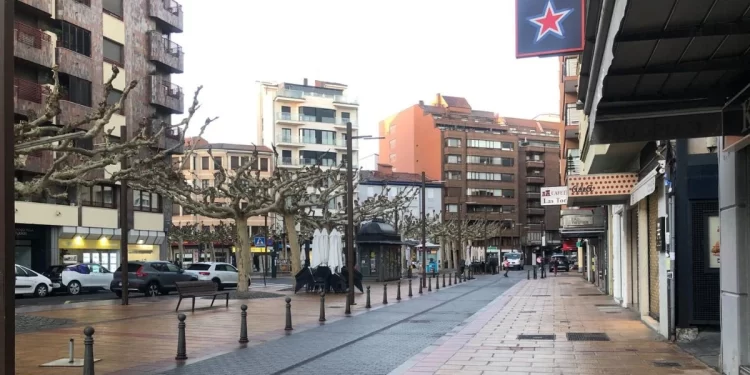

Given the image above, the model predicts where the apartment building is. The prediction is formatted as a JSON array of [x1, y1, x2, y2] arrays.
[[171, 143, 275, 264], [560, 56, 583, 182], [379, 94, 561, 263], [13, 0, 185, 272], [257, 79, 359, 169]]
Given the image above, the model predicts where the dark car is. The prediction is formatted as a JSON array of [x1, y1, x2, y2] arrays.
[[549, 256, 570, 272], [110, 261, 196, 297], [42, 265, 67, 293]]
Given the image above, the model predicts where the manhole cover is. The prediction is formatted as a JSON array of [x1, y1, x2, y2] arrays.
[[578, 293, 603, 296], [409, 320, 431, 324], [653, 361, 681, 368], [532, 294, 550, 297], [566, 332, 610, 341], [518, 334, 555, 340]]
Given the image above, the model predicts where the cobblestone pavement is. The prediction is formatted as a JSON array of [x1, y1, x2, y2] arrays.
[[15, 314, 73, 333], [391, 274, 717, 375], [156, 273, 522, 375]]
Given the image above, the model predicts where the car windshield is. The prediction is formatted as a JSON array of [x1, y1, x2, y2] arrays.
[[187, 264, 211, 271], [505, 253, 521, 260], [115, 263, 142, 272]]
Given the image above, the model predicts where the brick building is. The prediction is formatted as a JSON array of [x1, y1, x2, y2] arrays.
[[13, 0, 184, 273], [379, 94, 561, 263]]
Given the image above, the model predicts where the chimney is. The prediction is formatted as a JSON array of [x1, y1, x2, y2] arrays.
[[303, 78, 308, 86], [436, 93, 441, 106], [419, 100, 424, 106], [377, 163, 393, 175]]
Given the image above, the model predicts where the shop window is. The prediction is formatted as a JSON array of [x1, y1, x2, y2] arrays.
[[80, 185, 115, 208], [133, 189, 161, 212]]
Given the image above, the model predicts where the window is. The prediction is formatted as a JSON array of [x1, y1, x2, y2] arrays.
[[445, 138, 461, 147], [427, 189, 434, 199], [80, 185, 115, 208], [444, 171, 461, 180], [467, 139, 514, 151], [446, 204, 458, 213], [467, 188, 514, 198], [103, 0, 123, 18], [389, 153, 396, 162], [446, 155, 461, 164], [201, 157, 209, 170], [103, 38, 124, 65], [260, 158, 269, 172], [299, 107, 335, 123], [133, 190, 161, 212], [467, 172, 514, 181], [300, 150, 336, 167], [466, 155, 514, 166], [231, 156, 240, 170], [213, 157, 222, 169], [106, 89, 122, 106], [389, 139, 396, 149], [60, 22, 91, 56], [300, 129, 335, 145], [341, 112, 351, 124], [201, 179, 209, 188], [281, 128, 292, 142], [389, 124, 397, 135], [59, 74, 92, 106]]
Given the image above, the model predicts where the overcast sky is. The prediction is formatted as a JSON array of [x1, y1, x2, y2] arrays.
[[171, 0, 561, 161]]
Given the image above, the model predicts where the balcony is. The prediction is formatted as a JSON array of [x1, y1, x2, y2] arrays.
[[56, 0, 93, 26], [147, 119, 184, 153], [527, 207, 546, 216], [276, 112, 304, 125], [526, 192, 541, 199], [149, 76, 184, 114], [148, 31, 184, 73], [275, 135, 305, 147], [526, 176, 545, 184], [14, 78, 46, 118], [17, 0, 54, 15], [526, 160, 545, 169], [563, 57, 578, 93], [14, 22, 54, 67], [275, 89, 305, 102], [148, 0, 183, 33], [565, 158, 583, 180], [55, 47, 93, 80], [57, 99, 91, 127], [333, 95, 359, 107]]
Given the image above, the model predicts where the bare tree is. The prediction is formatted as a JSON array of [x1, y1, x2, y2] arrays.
[[167, 223, 199, 262]]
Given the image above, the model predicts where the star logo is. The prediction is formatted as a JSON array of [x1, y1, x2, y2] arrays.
[[528, 1, 573, 42]]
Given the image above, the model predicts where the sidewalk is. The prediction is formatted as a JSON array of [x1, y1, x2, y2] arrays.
[[15, 278, 437, 375], [392, 274, 716, 375]]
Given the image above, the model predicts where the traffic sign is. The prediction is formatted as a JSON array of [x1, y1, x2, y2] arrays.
[[253, 235, 266, 247]]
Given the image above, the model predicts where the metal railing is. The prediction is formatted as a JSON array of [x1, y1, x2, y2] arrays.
[[564, 57, 579, 77], [566, 157, 583, 177], [276, 89, 359, 105], [14, 78, 44, 103], [162, 0, 182, 15], [14, 22, 51, 49], [162, 81, 182, 98]]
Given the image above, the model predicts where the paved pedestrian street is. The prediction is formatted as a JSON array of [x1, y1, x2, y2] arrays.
[[14, 273, 716, 375]]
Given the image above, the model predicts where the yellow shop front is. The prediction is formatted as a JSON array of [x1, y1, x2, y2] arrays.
[[58, 226, 165, 271]]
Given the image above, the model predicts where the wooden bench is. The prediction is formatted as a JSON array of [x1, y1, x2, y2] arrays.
[[175, 281, 230, 312]]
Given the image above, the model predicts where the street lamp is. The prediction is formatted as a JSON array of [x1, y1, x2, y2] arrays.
[[345, 122, 382, 315]]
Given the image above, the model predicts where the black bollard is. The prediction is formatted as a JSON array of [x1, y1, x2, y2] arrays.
[[284, 297, 293, 331], [408, 279, 413, 297], [366, 286, 371, 308], [428, 276, 432, 292], [527, 269, 530, 280], [397, 281, 402, 300], [436, 275, 440, 290], [383, 284, 388, 304], [319, 293, 326, 322], [449, 273, 452, 286], [454, 272, 458, 284], [533, 266, 537, 279], [175, 314, 187, 360], [239, 305, 249, 343], [442, 273, 446, 288], [418, 277, 423, 294], [83, 326, 95, 375]]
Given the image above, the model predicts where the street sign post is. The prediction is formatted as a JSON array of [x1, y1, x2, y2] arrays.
[[253, 235, 266, 248]]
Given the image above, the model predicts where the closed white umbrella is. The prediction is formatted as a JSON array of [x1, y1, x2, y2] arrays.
[[312, 229, 321, 267], [300, 244, 307, 263], [328, 229, 343, 272], [320, 228, 330, 266]]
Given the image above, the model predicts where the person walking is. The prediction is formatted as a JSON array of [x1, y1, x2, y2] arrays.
[[503, 257, 510, 277]]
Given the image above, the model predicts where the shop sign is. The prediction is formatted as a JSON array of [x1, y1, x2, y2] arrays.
[[487, 246, 499, 253], [251, 247, 268, 253], [567, 174, 638, 198], [562, 215, 594, 227], [541, 186, 568, 206]]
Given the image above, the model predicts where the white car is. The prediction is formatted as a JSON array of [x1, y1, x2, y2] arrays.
[[62, 263, 114, 295], [15, 264, 53, 297], [184, 262, 239, 290]]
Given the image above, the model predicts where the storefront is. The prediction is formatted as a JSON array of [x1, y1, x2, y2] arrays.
[[15, 224, 52, 271], [356, 219, 402, 282], [58, 226, 164, 271]]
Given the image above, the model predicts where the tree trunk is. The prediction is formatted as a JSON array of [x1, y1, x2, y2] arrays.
[[177, 237, 184, 263], [284, 214, 301, 279], [209, 242, 215, 262], [236, 219, 252, 291]]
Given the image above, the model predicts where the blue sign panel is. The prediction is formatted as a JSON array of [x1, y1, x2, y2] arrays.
[[253, 236, 266, 247], [266, 237, 274, 247], [516, 0, 585, 59]]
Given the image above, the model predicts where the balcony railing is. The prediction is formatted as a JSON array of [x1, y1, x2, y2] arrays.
[[148, 31, 184, 73], [565, 105, 582, 126], [526, 192, 541, 199], [526, 176, 545, 184], [527, 207, 546, 215], [275, 134, 357, 148], [564, 57, 579, 77], [566, 157, 583, 178], [276, 89, 305, 100], [526, 160, 545, 168], [333, 95, 359, 105], [275, 89, 359, 106], [148, 0, 183, 33], [149, 76, 184, 113], [14, 78, 44, 103], [14, 23, 54, 67], [276, 112, 356, 127]]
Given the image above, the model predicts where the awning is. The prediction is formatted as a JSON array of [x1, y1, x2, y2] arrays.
[[60, 226, 163, 244], [630, 162, 664, 206]]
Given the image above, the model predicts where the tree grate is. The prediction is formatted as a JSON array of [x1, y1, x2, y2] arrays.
[[566, 332, 610, 341], [653, 361, 681, 368], [517, 334, 555, 340]]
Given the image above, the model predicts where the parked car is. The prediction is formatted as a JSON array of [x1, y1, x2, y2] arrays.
[[184, 262, 240, 290], [110, 261, 197, 297], [549, 255, 570, 272], [15, 264, 53, 297], [41, 265, 67, 293], [62, 263, 114, 295]]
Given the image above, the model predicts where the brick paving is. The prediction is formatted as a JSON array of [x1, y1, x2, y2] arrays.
[[391, 274, 717, 375], [14, 276, 452, 375]]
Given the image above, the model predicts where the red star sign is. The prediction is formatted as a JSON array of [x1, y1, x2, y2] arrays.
[[529, 1, 572, 42]]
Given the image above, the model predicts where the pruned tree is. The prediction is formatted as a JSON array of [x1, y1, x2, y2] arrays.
[[14, 65, 182, 199], [167, 222, 199, 261]]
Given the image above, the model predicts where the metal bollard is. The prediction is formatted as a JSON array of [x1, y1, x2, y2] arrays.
[[383, 284, 388, 304], [454, 272, 458, 284], [284, 297, 293, 331], [175, 314, 187, 361], [442, 273, 446, 288], [83, 327, 95, 375], [428, 276, 432, 292], [396, 281, 402, 300], [436, 275, 440, 290], [408, 279, 413, 297], [449, 273, 452, 286], [318, 293, 326, 322], [366, 286, 371, 308], [68, 338, 74, 364], [528, 269, 530, 280], [418, 277, 423, 294], [533, 266, 537, 279], [239, 305, 249, 343]]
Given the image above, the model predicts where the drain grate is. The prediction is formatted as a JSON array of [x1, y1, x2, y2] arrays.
[[409, 320, 431, 324], [520, 311, 536, 313], [518, 334, 555, 340], [578, 293, 603, 296], [653, 361, 682, 368], [566, 332, 610, 341]]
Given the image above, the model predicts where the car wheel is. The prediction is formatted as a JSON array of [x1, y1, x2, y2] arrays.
[[34, 284, 49, 297], [212, 279, 223, 291], [115, 290, 122, 298], [146, 282, 160, 297], [67, 281, 82, 295]]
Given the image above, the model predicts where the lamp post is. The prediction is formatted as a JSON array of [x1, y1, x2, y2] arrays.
[[421, 172, 426, 286], [344, 122, 381, 314]]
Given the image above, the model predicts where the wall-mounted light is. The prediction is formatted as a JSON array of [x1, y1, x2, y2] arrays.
[[137, 239, 144, 245], [73, 236, 84, 244]]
